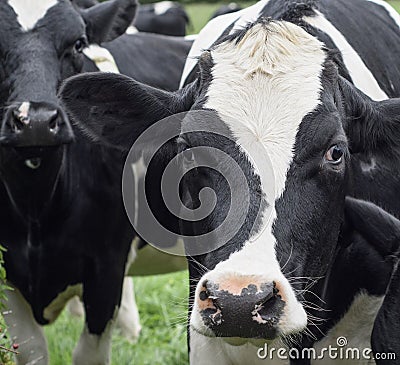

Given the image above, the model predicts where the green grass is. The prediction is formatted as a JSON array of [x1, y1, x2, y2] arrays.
[[388, 0, 400, 12], [186, 2, 256, 34], [44, 271, 189, 365]]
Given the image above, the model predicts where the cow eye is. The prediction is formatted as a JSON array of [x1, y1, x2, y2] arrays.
[[74, 38, 86, 53], [325, 145, 344, 164]]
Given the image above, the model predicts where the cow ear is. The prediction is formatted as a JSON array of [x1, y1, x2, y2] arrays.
[[344, 197, 400, 258], [59, 72, 196, 150], [345, 197, 400, 360], [81, 0, 138, 44], [339, 77, 400, 153]]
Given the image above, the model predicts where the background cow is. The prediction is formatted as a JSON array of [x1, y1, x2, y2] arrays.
[[210, 2, 242, 19], [77, 0, 190, 37], [0, 0, 190, 364], [135, 1, 190, 36], [61, 0, 400, 364]]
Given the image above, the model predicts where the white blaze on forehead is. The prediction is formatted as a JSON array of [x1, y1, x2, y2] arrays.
[[304, 10, 388, 102], [179, 0, 270, 88], [205, 21, 326, 199], [192, 21, 327, 336], [9, 0, 58, 31]]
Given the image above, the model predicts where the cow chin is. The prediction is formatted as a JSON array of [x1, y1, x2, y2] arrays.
[[190, 268, 308, 343]]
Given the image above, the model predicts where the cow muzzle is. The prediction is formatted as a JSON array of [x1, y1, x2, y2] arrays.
[[196, 276, 286, 340], [0, 101, 74, 147]]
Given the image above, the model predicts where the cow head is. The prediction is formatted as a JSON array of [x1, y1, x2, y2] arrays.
[[61, 19, 400, 346], [0, 0, 137, 217]]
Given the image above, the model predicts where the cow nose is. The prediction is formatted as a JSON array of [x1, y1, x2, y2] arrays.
[[197, 277, 285, 339], [0, 101, 74, 147]]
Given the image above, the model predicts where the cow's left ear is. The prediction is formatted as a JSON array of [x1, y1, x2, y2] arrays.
[[81, 0, 138, 44], [59, 72, 197, 150], [344, 197, 400, 258], [339, 77, 400, 154]]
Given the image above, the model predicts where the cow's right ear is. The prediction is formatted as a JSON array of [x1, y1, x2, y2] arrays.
[[344, 197, 400, 258], [81, 0, 138, 44], [59, 72, 196, 150], [339, 77, 400, 154]]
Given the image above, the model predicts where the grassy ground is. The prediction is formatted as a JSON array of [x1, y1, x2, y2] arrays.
[[44, 271, 189, 365], [388, 0, 400, 12]]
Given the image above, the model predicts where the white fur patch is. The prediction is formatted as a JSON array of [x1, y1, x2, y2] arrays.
[[73, 317, 116, 365], [191, 21, 327, 338], [115, 277, 142, 343], [313, 292, 383, 365], [360, 157, 377, 174], [3, 285, 49, 365], [131, 157, 147, 227], [83, 45, 119, 73], [184, 34, 198, 41], [154, 1, 174, 16], [304, 10, 388, 101], [18, 101, 30, 122], [43, 284, 82, 323], [8, 0, 58, 31], [190, 330, 288, 365], [180, 0, 270, 88], [126, 25, 139, 35]]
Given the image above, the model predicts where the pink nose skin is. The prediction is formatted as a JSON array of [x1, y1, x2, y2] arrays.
[[197, 275, 286, 339]]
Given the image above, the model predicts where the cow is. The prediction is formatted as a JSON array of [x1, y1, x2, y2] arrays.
[[0, 0, 190, 364], [210, 3, 242, 19], [76, 0, 190, 38], [61, 0, 400, 364], [134, 1, 190, 37], [82, 31, 192, 91]]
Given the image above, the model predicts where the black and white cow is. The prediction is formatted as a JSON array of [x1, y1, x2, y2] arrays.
[[134, 1, 190, 37], [82, 31, 192, 91], [61, 0, 400, 364], [77, 0, 191, 40], [0, 0, 190, 364]]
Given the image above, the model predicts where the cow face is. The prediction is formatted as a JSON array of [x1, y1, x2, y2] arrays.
[[179, 21, 348, 341], [0, 0, 136, 147], [0, 0, 136, 216], [60, 19, 399, 345]]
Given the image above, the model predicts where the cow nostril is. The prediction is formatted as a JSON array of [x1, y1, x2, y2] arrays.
[[48, 110, 59, 133], [251, 284, 284, 326], [10, 110, 28, 132]]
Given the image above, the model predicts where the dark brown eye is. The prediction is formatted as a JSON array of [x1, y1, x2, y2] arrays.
[[325, 145, 344, 164], [74, 38, 85, 53]]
